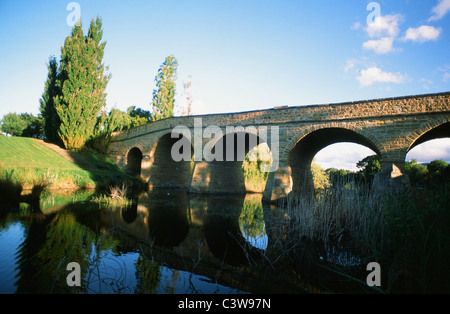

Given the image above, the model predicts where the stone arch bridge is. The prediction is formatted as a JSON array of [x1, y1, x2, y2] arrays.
[[107, 92, 450, 203]]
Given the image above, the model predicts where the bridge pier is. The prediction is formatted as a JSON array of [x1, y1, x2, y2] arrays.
[[189, 161, 246, 195], [262, 161, 293, 203], [372, 162, 410, 196]]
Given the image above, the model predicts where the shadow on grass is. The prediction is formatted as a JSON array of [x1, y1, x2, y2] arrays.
[[0, 143, 147, 215]]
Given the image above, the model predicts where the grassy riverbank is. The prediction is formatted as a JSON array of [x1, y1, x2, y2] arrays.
[[0, 135, 138, 193]]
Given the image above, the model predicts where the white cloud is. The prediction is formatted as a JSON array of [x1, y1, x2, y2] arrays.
[[351, 21, 362, 31], [403, 25, 442, 43], [357, 66, 405, 87], [315, 143, 376, 171], [406, 139, 450, 163], [444, 72, 450, 82], [429, 0, 450, 21], [362, 14, 403, 54], [363, 37, 395, 54], [365, 14, 403, 38], [344, 59, 357, 72], [420, 78, 433, 89], [344, 57, 371, 74], [438, 65, 450, 82]]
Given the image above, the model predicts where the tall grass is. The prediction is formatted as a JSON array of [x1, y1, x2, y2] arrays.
[[278, 176, 380, 247], [0, 165, 95, 191], [375, 184, 450, 293], [91, 184, 134, 207], [270, 175, 450, 293]]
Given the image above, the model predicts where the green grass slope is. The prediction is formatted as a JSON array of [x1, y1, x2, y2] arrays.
[[0, 135, 135, 191], [0, 136, 85, 170]]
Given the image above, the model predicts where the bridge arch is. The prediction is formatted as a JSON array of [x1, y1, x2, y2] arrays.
[[287, 127, 381, 196], [191, 130, 271, 195], [405, 120, 450, 184], [407, 119, 450, 153], [125, 147, 143, 177], [147, 132, 193, 189]]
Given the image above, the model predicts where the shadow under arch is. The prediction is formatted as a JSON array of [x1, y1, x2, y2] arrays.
[[146, 189, 190, 247], [125, 147, 143, 177], [148, 132, 193, 189], [407, 121, 450, 153], [206, 131, 271, 195], [288, 127, 380, 197], [121, 202, 138, 224]]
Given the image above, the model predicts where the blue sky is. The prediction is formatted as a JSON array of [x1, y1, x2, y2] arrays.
[[0, 0, 449, 169]]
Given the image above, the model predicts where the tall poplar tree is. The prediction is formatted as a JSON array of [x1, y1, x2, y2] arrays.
[[54, 17, 110, 150], [39, 56, 61, 144], [151, 55, 178, 121]]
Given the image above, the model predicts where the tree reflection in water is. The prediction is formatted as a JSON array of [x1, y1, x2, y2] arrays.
[[0, 189, 271, 293], [0, 188, 365, 294]]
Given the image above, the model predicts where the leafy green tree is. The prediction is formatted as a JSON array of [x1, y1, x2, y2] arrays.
[[127, 106, 151, 120], [54, 18, 111, 150], [102, 108, 134, 133], [20, 113, 44, 138], [311, 159, 330, 190], [151, 55, 178, 121], [427, 160, 449, 186], [88, 108, 130, 153], [427, 160, 448, 176], [1, 113, 28, 136], [405, 159, 428, 187], [88, 107, 150, 153], [357, 154, 381, 183], [39, 56, 61, 143], [127, 106, 151, 126]]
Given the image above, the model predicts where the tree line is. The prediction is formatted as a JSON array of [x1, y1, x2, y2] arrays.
[[1, 17, 185, 152], [313, 155, 450, 190]]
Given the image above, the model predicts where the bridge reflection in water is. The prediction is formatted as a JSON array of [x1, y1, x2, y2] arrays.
[[98, 190, 284, 292], [3, 189, 365, 294], [97, 189, 362, 293]]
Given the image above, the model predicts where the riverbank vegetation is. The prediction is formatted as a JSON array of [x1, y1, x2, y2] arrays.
[[242, 144, 271, 193], [0, 136, 141, 198], [91, 184, 134, 207], [267, 157, 450, 293]]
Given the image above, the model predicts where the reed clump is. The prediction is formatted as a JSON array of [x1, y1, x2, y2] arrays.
[[269, 176, 450, 293], [91, 184, 133, 207], [277, 176, 379, 247]]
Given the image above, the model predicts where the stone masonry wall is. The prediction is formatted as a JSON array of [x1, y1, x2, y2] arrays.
[[107, 92, 450, 202]]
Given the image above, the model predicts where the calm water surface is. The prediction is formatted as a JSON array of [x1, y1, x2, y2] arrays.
[[0, 189, 363, 294]]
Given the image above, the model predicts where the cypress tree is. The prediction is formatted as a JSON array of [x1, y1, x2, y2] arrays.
[[39, 56, 61, 144], [54, 17, 110, 150], [151, 55, 178, 121]]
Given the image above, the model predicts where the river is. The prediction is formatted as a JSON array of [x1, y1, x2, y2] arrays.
[[0, 188, 366, 294]]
